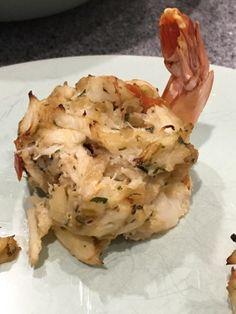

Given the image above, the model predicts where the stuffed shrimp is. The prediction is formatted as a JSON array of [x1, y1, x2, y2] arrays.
[[14, 8, 213, 266]]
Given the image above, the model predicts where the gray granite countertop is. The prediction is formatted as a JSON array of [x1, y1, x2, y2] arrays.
[[0, 0, 235, 68]]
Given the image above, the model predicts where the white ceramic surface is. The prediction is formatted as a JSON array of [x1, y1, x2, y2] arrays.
[[0, 0, 88, 21], [0, 56, 235, 314]]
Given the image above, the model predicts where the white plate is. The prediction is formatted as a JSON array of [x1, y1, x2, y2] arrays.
[[0, 56, 235, 314]]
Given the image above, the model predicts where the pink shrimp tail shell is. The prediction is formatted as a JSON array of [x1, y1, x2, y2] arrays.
[[160, 8, 214, 124]]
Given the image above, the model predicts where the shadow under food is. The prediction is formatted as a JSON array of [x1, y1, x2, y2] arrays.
[[191, 122, 215, 149], [51, 161, 224, 307], [34, 230, 56, 270]]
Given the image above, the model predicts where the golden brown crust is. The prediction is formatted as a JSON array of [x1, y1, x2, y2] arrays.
[[0, 236, 21, 264]]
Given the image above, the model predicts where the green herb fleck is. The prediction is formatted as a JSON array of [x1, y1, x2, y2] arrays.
[[90, 197, 108, 204], [111, 127, 120, 131], [117, 186, 122, 190], [133, 204, 143, 210], [78, 89, 86, 97], [118, 147, 126, 151], [137, 164, 149, 173], [145, 126, 155, 133], [112, 103, 118, 111], [124, 113, 130, 122], [131, 204, 143, 214], [178, 136, 185, 144], [153, 167, 165, 175]]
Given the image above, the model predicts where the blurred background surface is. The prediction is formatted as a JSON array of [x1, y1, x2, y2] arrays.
[[0, 0, 235, 68]]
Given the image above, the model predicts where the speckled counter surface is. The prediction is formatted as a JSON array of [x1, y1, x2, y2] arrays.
[[0, 0, 235, 68]]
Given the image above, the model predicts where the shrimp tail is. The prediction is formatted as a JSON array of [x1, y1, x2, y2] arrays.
[[160, 8, 214, 124]]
